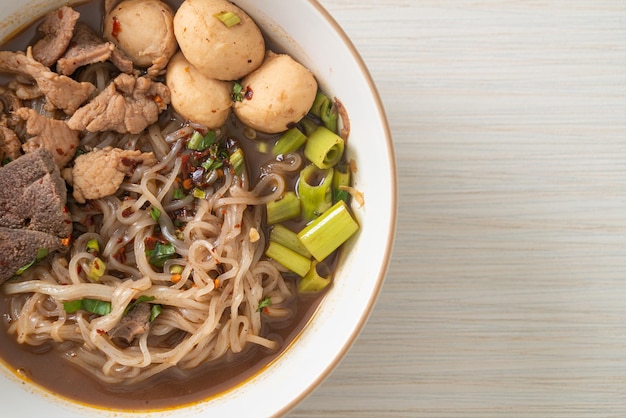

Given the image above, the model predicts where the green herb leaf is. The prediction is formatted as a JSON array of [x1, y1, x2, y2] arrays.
[[257, 296, 272, 312], [232, 82, 244, 102], [149, 206, 161, 222], [80, 298, 112, 316], [333, 188, 350, 204], [150, 304, 162, 322], [145, 241, 176, 267]]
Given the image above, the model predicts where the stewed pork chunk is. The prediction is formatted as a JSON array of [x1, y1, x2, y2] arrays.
[[0, 50, 95, 114], [15, 107, 80, 167], [68, 146, 157, 203], [67, 73, 170, 134]]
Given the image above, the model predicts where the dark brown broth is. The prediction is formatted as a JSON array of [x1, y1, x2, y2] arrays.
[[0, 0, 329, 410]]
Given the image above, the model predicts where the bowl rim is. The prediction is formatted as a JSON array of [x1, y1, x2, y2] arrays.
[[0, 0, 398, 415], [272, 1, 397, 416]]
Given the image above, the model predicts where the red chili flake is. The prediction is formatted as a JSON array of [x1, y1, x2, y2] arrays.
[[111, 16, 121, 40], [63, 206, 69, 213], [263, 307, 270, 315], [56, 148, 65, 156], [112, 248, 127, 264], [122, 207, 134, 218], [244, 85, 253, 100], [96, 329, 105, 335], [57, 9, 63, 19]]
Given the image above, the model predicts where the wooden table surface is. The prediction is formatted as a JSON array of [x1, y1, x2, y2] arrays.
[[290, 1, 626, 416]]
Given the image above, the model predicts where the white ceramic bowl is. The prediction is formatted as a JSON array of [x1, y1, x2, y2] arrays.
[[0, 0, 396, 416]]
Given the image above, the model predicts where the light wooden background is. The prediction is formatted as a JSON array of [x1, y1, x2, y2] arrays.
[[290, 1, 626, 416]]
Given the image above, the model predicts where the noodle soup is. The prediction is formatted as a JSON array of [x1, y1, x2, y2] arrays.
[[0, 0, 359, 409]]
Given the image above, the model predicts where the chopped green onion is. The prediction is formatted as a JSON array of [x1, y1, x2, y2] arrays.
[[273, 127, 307, 156], [309, 92, 338, 133], [265, 241, 312, 277], [145, 241, 176, 267], [298, 164, 333, 221], [266, 191, 300, 225], [214, 10, 241, 27], [169, 264, 184, 274], [124, 295, 156, 315], [187, 130, 216, 151], [229, 147, 245, 175], [304, 126, 344, 169], [62, 300, 82, 313], [193, 187, 207, 199], [269, 224, 311, 258], [87, 257, 106, 281], [256, 141, 269, 154], [1, 157, 12, 165], [298, 261, 331, 293], [150, 304, 162, 322], [15, 247, 49, 275], [257, 296, 272, 312], [297, 200, 359, 262], [232, 81, 244, 102], [299, 116, 319, 136], [332, 164, 351, 204], [149, 206, 161, 222], [173, 188, 185, 199], [85, 239, 100, 255]]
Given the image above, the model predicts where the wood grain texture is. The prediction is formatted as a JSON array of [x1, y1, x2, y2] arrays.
[[289, 1, 626, 417]]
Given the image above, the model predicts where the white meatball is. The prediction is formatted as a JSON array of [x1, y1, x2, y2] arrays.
[[233, 52, 318, 134], [166, 52, 233, 129], [173, 0, 265, 81], [103, 0, 177, 74]]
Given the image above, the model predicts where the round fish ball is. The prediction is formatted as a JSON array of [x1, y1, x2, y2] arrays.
[[166, 52, 233, 129], [233, 52, 318, 134], [173, 0, 265, 81], [103, 0, 177, 69]]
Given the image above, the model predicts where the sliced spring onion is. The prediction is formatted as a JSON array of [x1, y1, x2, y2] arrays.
[[62, 300, 83, 313], [169, 264, 184, 274], [85, 239, 100, 255], [304, 126, 344, 169], [265, 241, 312, 277], [298, 261, 331, 293], [298, 164, 333, 222], [297, 200, 359, 262], [273, 127, 307, 156], [309, 92, 338, 133], [173, 188, 185, 199], [87, 257, 106, 281], [193, 188, 207, 199], [269, 224, 311, 258], [257, 296, 272, 312], [214, 10, 241, 27], [229, 147, 245, 175], [332, 164, 351, 204], [299, 116, 319, 136], [266, 191, 300, 225], [149, 206, 161, 222], [187, 130, 216, 151]]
